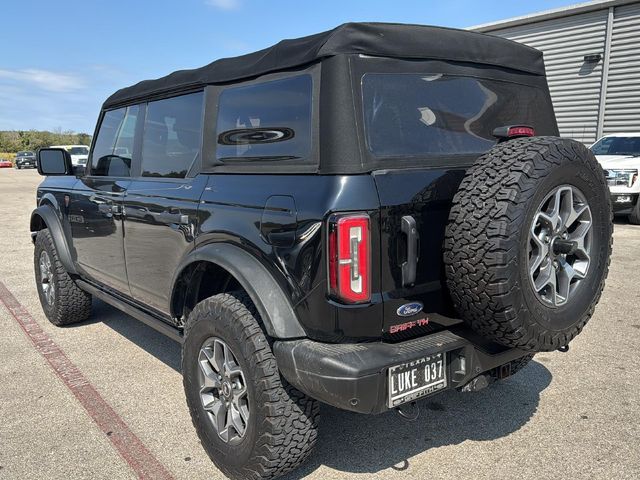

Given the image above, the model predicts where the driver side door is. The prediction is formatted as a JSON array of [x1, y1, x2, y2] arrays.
[[70, 105, 141, 295]]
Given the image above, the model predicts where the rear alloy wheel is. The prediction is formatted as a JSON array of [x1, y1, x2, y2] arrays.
[[198, 337, 250, 445]]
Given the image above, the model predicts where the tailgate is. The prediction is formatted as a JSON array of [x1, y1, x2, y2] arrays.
[[373, 167, 467, 339]]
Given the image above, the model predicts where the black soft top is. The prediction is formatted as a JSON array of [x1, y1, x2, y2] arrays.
[[103, 22, 544, 109]]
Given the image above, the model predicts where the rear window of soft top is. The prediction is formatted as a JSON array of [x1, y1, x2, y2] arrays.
[[362, 73, 549, 158]]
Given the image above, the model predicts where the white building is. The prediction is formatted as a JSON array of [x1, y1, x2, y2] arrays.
[[471, 0, 640, 144]]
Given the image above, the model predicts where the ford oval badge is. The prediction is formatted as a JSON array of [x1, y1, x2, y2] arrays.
[[396, 302, 423, 317]]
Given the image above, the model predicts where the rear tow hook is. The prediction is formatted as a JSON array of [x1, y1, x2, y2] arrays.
[[396, 401, 419, 421], [558, 345, 570, 353]]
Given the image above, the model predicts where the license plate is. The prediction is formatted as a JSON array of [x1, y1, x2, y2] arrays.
[[388, 352, 447, 408]]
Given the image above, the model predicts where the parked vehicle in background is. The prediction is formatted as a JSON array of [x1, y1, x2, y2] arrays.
[[591, 133, 640, 224], [50, 144, 89, 166], [14, 151, 37, 169], [0, 158, 12, 168], [31, 23, 613, 480]]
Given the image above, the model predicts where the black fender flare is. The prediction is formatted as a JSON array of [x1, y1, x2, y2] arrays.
[[30, 204, 78, 275], [173, 243, 306, 339]]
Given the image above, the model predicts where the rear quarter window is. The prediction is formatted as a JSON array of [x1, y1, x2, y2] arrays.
[[215, 75, 312, 162]]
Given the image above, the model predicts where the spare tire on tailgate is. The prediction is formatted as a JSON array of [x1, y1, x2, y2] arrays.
[[443, 136, 612, 352]]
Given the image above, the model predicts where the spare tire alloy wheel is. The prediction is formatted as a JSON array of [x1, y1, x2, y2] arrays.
[[529, 185, 592, 307], [444, 137, 612, 352], [198, 337, 249, 445]]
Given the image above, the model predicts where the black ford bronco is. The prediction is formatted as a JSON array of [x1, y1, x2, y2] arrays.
[[31, 23, 612, 480]]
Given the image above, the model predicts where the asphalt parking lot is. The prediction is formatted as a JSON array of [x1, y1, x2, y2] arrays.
[[1, 167, 639, 480]]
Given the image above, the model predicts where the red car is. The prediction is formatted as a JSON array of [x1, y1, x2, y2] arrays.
[[0, 159, 13, 168]]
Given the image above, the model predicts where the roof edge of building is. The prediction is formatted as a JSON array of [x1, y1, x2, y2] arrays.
[[468, 0, 638, 32]]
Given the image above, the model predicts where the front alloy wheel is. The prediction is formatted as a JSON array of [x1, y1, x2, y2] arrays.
[[39, 250, 55, 306]]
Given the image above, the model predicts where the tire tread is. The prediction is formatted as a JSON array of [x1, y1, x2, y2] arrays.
[[183, 292, 319, 480], [35, 229, 91, 326]]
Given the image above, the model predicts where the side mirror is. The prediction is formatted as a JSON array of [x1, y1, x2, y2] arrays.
[[37, 148, 73, 176]]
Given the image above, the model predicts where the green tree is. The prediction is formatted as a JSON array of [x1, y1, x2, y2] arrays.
[[0, 130, 93, 153]]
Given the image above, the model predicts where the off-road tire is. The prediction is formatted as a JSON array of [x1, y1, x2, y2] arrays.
[[182, 292, 319, 480], [444, 137, 612, 352], [628, 199, 640, 225], [34, 229, 92, 326]]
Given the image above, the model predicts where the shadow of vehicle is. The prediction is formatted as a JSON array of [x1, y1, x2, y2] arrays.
[[76, 300, 551, 478], [89, 299, 182, 372], [286, 361, 551, 478]]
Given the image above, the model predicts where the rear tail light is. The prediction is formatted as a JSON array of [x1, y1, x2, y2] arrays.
[[328, 213, 370, 303]]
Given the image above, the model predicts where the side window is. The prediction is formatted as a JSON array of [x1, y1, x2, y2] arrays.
[[216, 75, 312, 162], [141, 92, 204, 178], [91, 105, 139, 176]]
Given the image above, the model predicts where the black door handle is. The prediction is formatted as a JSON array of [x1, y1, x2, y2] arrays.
[[401, 215, 419, 287]]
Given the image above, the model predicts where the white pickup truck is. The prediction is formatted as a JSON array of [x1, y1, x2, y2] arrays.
[[49, 144, 89, 167], [591, 133, 640, 224]]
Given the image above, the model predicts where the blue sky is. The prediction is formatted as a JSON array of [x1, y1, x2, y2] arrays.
[[1, 0, 581, 133]]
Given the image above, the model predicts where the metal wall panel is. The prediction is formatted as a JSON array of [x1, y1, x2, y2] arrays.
[[603, 3, 640, 135], [488, 10, 609, 144]]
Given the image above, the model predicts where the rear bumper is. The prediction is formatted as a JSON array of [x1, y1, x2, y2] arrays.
[[273, 328, 529, 414]]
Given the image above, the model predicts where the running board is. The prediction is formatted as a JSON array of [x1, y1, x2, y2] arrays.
[[76, 279, 183, 343]]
